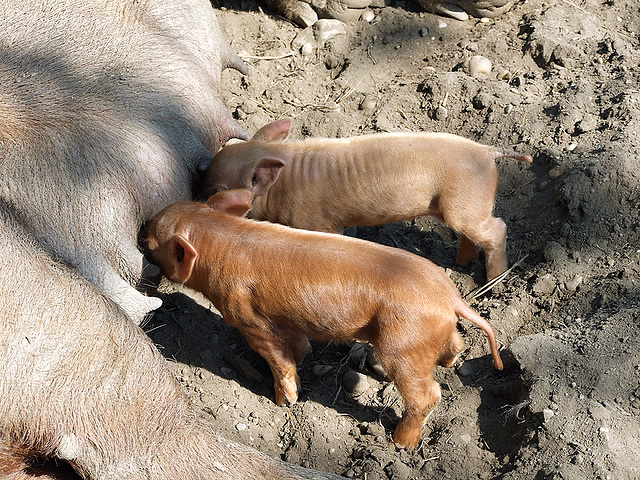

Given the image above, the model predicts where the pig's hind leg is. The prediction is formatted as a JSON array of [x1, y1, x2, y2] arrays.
[[453, 216, 507, 281], [374, 344, 441, 449], [437, 329, 465, 368]]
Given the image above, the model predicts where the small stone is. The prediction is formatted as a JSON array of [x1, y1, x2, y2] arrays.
[[468, 55, 492, 78], [542, 408, 555, 422], [343, 370, 370, 396], [434, 3, 468, 21], [434, 105, 448, 120], [292, 27, 316, 51], [548, 167, 564, 179], [460, 434, 472, 444], [313, 19, 347, 46], [359, 96, 376, 111], [360, 10, 375, 22], [565, 274, 583, 292], [419, 27, 429, 37], [458, 362, 473, 377], [235, 423, 248, 431], [497, 69, 511, 81], [300, 42, 314, 56]]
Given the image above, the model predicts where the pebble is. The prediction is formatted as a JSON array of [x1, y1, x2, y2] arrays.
[[419, 27, 429, 37], [497, 69, 511, 81], [343, 370, 370, 396], [458, 362, 474, 377], [542, 408, 555, 422], [468, 55, 492, 78], [434, 105, 448, 120], [235, 422, 248, 431], [359, 96, 376, 111], [460, 434, 472, 444], [360, 10, 375, 22], [300, 42, 314, 57], [565, 274, 583, 292], [313, 19, 347, 46]]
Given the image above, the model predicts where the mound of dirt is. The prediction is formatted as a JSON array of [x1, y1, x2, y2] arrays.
[[146, 0, 640, 478]]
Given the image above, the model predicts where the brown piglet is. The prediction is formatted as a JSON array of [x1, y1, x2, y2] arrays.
[[144, 189, 504, 449], [200, 119, 533, 280]]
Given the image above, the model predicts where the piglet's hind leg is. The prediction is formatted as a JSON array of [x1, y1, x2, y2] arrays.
[[376, 348, 441, 449]]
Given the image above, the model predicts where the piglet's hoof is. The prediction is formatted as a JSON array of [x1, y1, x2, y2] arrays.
[[312, 0, 373, 23], [416, 0, 514, 19]]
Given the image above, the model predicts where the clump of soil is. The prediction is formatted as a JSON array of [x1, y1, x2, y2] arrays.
[[146, 0, 640, 478]]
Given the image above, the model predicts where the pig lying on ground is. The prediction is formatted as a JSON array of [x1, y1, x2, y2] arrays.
[[201, 119, 533, 281], [0, 0, 249, 322], [0, 0, 342, 478], [0, 203, 343, 480], [143, 189, 504, 449]]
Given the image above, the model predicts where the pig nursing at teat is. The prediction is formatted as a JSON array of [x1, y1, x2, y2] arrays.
[[144, 189, 503, 449], [201, 119, 533, 281]]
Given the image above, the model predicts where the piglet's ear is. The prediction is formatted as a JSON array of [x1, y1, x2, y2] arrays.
[[251, 157, 284, 196], [206, 189, 253, 217], [169, 234, 197, 283], [251, 118, 292, 142]]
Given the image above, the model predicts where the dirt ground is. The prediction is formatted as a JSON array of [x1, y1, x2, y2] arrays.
[[145, 0, 640, 478]]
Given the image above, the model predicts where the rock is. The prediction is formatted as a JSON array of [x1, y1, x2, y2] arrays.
[[434, 105, 448, 120], [292, 27, 316, 51], [472, 92, 493, 109], [359, 96, 376, 111], [235, 422, 248, 431], [565, 274, 583, 292], [385, 459, 412, 480], [433, 3, 469, 21], [468, 55, 492, 78], [313, 19, 347, 47], [542, 408, 555, 422], [361, 10, 375, 22], [343, 369, 370, 396], [458, 362, 474, 377]]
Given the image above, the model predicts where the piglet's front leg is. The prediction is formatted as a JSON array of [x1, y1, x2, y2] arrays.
[[235, 320, 303, 406]]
